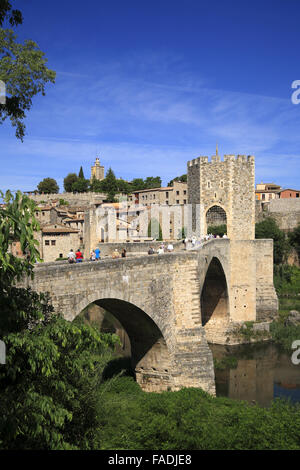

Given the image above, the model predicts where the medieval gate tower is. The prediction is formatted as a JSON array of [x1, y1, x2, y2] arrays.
[[188, 150, 255, 240], [188, 150, 278, 341]]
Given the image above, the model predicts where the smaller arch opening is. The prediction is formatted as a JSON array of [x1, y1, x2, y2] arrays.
[[206, 205, 227, 228], [201, 257, 229, 326]]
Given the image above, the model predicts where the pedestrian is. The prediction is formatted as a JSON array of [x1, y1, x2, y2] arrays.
[[75, 248, 83, 263], [67, 249, 76, 264], [112, 249, 120, 259], [95, 247, 101, 260], [121, 248, 127, 258]]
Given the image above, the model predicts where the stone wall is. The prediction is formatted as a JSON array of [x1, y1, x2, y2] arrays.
[[26, 251, 216, 395], [188, 155, 255, 240], [256, 199, 300, 231], [94, 241, 183, 258], [28, 191, 107, 207]]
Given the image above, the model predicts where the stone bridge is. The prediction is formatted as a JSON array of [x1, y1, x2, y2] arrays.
[[24, 238, 278, 395]]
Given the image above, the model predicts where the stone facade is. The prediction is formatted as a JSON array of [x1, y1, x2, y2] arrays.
[[188, 154, 255, 240], [188, 153, 278, 341], [37, 226, 81, 262], [28, 191, 107, 207], [26, 250, 217, 395], [256, 198, 300, 232], [131, 182, 188, 206], [90, 157, 105, 182]]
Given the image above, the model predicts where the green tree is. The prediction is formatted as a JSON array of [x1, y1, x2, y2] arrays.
[[131, 178, 145, 191], [0, 190, 40, 289], [288, 224, 300, 259], [90, 177, 104, 193], [63, 173, 78, 192], [0, 1, 56, 140], [144, 176, 161, 189], [0, 189, 118, 449], [78, 166, 84, 179], [117, 178, 131, 195], [71, 178, 89, 193], [102, 168, 118, 202], [207, 224, 227, 237], [0, 1, 22, 27], [168, 174, 187, 186], [37, 177, 59, 194], [255, 217, 289, 265]]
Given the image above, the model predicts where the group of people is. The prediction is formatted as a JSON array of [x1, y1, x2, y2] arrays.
[[89, 247, 101, 261], [112, 248, 127, 259], [67, 247, 101, 263], [67, 248, 83, 263], [148, 243, 174, 255], [183, 233, 228, 250]]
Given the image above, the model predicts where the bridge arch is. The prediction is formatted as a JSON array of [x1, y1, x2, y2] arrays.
[[74, 295, 174, 392], [200, 256, 229, 327]]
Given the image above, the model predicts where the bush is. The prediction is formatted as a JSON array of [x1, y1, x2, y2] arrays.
[[255, 218, 289, 265], [94, 379, 300, 450], [207, 224, 227, 237]]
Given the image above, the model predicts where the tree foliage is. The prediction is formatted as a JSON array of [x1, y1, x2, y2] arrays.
[[0, 189, 118, 449], [78, 166, 84, 179], [207, 224, 227, 237], [288, 224, 300, 259], [63, 173, 78, 192], [0, 1, 56, 140], [37, 177, 59, 194], [0, 190, 40, 288], [0, 1, 22, 28], [168, 174, 187, 186], [95, 376, 300, 450], [131, 176, 162, 191], [255, 218, 289, 265], [71, 178, 89, 193]]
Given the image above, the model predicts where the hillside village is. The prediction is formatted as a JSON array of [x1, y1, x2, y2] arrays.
[[8, 155, 300, 263]]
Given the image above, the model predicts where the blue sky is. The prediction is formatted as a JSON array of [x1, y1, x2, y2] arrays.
[[1, 0, 300, 191]]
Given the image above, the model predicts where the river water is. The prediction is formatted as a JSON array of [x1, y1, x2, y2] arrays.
[[210, 342, 300, 406]]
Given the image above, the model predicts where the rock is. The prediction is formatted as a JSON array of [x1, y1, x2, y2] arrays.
[[253, 322, 270, 332], [285, 310, 300, 327]]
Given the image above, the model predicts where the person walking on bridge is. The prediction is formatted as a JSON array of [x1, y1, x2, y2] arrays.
[[68, 249, 76, 264], [76, 249, 83, 263], [95, 247, 101, 260]]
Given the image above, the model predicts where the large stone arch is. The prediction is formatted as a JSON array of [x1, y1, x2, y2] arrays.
[[73, 294, 175, 392], [200, 256, 230, 329]]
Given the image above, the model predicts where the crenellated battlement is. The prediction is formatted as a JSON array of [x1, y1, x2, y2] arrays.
[[188, 154, 255, 166]]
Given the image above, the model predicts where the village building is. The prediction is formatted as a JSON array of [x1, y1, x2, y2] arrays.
[[129, 181, 188, 206], [36, 224, 81, 262], [278, 188, 300, 198], [255, 182, 281, 201]]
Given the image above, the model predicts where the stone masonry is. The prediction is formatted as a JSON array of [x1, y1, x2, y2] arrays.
[[26, 251, 217, 394], [188, 154, 278, 342]]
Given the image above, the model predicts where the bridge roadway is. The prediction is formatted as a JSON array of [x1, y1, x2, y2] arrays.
[[23, 238, 277, 394]]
